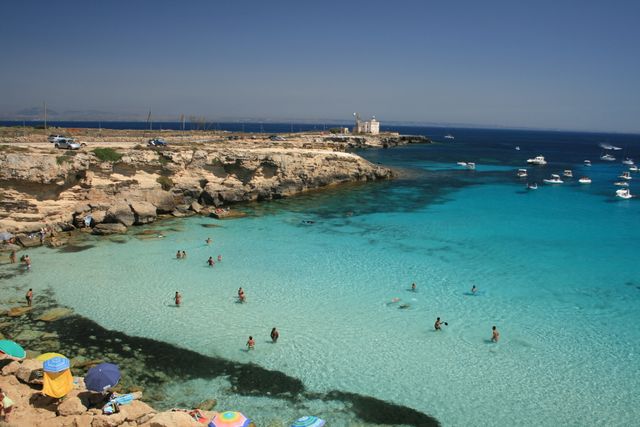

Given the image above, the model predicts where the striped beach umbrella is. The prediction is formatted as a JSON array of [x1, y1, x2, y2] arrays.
[[209, 411, 251, 427], [291, 416, 326, 427], [36, 352, 66, 362], [0, 340, 26, 359], [43, 356, 70, 373]]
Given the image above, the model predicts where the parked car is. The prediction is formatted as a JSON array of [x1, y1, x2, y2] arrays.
[[54, 139, 82, 150], [148, 138, 168, 146], [269, 135, 286, 141], [48, 134, 68, 143]]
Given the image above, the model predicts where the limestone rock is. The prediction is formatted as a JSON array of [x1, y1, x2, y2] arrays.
[[72, 414, 94, 427], [58, 396, 88, 416], [91, 412, 127, 427], [0, 243, 21, 252], [190, 201, 203, 213], [129, 201, 157, 225], [14, 329, 44, 341], [7, 306, 34, 317], [1, 360, 20, 376], [16, 358, 43, 384], [16, 234, 42, 248], [106, 200, 135, 226], [145, 411, 201, 427], [92, 223, 127, 236], [37, 307, 74, 322], [120, 400, 155, 422]]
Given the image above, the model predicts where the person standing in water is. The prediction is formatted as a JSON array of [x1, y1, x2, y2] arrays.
[[434, 317, 443, 331], [471, 285, 477, 294], [270, 327, 279, 343], [176, 250, 182, 259], [181, 250, 187, 258], [217, 254, 222, 262], [207, 257, 214, 267], [175, 291, 182, 307], [491, 326, 500, 342], [246, 336, 255, 350], [238, 287, 245, 303], [9, 251, 16, 264], [411, 282, 416, 292], [206, 237, 212, 245], [24, 255, 31, 270], [25, 289, 33, 307]]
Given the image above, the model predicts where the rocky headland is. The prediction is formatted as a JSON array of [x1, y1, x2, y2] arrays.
[[0, 128, 429, 246]]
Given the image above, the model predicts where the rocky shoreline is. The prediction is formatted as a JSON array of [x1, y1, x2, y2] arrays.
[[0, 128, 430, 244]]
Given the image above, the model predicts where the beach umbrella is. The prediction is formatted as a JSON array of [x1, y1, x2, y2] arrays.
[[209, 411, 252, 427], [290, 416, 326, 427], [0, 340, 26, 359], [0, 231, 14, 241], [35, 352, 66, 362], [43, 356, 70, 373], [85, 363, 121, 392], [43, 370, 73, 398], [291, 416, 326, 427]]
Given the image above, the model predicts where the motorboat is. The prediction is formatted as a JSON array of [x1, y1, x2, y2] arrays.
[[619, 171, 632, 180], [527, 155, 547, 165], [563, 169, 573, 178], [584, 160, 592, 166], [599, 143, 622, 150], [614, 181, 629, 187], [466, 162, 476, 170], [527, 182, 538, 190], [616, 188, 632, 199], [601, 153, 616, 161], [630, 165, 639, 172], [578, 177, 592, 184], [543, 174, 564, 184], [515, 146, 520, 151], [444, 134, 455, 140], [457, 162, 468, 167], [622, 158, 635, 165], [517, 169, 528, 178]]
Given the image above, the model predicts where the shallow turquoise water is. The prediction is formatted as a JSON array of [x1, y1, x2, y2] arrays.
[[3, 133, 640, 426]]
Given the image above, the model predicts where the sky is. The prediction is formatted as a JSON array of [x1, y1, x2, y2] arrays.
[[0, 0, 639, 132]]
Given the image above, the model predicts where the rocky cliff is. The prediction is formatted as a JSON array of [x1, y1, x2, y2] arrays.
[[0, 140, 392, 237]]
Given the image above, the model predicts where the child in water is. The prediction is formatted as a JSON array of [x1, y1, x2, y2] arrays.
[[246, 336, 255, 350]]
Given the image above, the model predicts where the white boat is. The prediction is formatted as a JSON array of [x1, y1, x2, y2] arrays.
[[527, 155, 547, 165], [527, 182, 538, 190], [584, 160, 592, 166], [622, 158, 634, 165], [466, 162, 476, 170], [563, 169, 573, 178], [630, 165, 639, 172], [599, 143, 622, 150], [515, 146, 520, 151], [619, 171, 632, 180], [614, 181, 629, 187], [457, 162, 468, 167], [444, 134, 455, 140], [517, 169, 528, 178], [578, 177, 591, 184], [601, 153, 616, 161], [616, 188, 632, 199], [543, 174, 564, 184]]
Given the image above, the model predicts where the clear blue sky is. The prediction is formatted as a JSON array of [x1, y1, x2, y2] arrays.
[[1, 0, 639, 132]]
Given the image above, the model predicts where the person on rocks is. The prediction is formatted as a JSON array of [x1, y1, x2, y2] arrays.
[[175, 291, 182, 307], [270, 327, 279, 343], [0, 389, 14, 422], [26, 289, 33, 307]]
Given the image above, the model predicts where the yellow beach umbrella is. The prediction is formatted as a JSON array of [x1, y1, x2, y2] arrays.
[[36, 352, 65, 362]]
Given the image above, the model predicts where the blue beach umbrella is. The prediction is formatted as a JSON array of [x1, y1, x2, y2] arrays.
[[0, 340, 26, 359], [291, 416, 326, 427], [85, 363, 121, 392], [43, 356, 71, 373]]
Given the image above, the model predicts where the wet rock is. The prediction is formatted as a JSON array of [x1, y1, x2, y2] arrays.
[[92, 223, 127, 236], [7, 306, 34, 317], [37, 307, 74, 322], [16, 234, 42, 248], [58, 396, 88, 416], [14, 329, 45, 341], [195, 399, 217, 411]]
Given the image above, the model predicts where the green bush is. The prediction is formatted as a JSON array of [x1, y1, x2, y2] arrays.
[[56, 155, 73, 165], [92, 147, 123, 162], [156, 175, 174, 190]]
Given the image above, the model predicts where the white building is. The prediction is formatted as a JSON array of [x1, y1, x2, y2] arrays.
[[353, 113, 380, 135]]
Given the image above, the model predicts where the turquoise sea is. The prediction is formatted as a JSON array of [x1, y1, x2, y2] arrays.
[[2, 128, 639, 426]]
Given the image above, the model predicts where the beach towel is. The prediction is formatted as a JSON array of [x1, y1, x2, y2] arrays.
[[43, 370, 74, 398]]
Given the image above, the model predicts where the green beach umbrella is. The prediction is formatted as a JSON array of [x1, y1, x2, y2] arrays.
[[0, 339, 26, 359]]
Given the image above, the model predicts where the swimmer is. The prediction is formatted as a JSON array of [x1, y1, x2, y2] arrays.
[[24, 255, 31, 270], [399, 303, 410, 309], [434, 317, 443, 331], [176, 250, 182, 259], [207, 257, 214, 266], [206, 237, 212, 245], [471, 285, 477, 294], [491, 326, 500, 342], [411, 282, 416, 292], [9, 251, 16, 264], [270, 327, 279, 343], [247, 336, 255, 350], [181, 250, 186, 258], [25, 289, 33, 307], [238, 287, 245, 303], [217, 254, 222, 262], [175, 291, 182, 307]]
